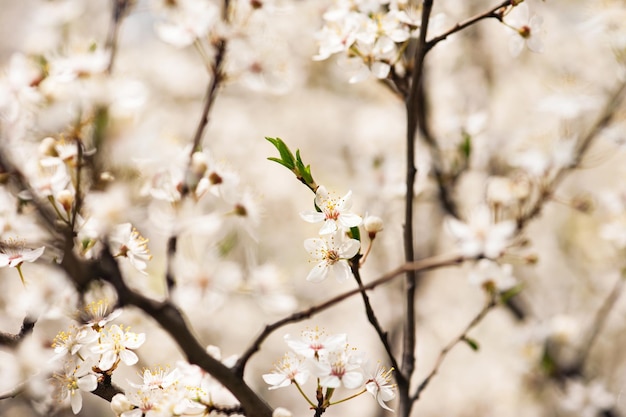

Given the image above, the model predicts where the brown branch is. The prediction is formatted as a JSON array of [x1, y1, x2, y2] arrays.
[[233, 252, 464, 378], [0, 317, 36, 348], [400, 2, 434, 414], [88, 245, 274, 417], [412, 296, 498, 401]]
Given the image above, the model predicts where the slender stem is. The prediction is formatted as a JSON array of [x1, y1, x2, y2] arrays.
[[233, 252, 463, 377], [294, 381, 317, 408], [412, 296, 497, 401]]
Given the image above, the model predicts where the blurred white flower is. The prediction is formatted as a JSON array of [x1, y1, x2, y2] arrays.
[[152, 0, 219, 48], [446, 206, 516, 259], [304, 233, 360, 282], [468, 259, 517, 293], [560, 379, 615, 417], [0, 239, 45, 285], [300, 186, 362, 234], [505, 3, 545, 56]]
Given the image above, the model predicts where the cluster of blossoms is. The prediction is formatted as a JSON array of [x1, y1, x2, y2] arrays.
[[110, 346, 241, 417], [314, 0, 420, 83], [263, 327, 395, 411], [50, 300, 144, 414], [300, 186, 363, 282]]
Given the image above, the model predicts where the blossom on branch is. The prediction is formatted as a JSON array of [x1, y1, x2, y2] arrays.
[[304, 232, 360, 282], [300, 186, 362, 234]]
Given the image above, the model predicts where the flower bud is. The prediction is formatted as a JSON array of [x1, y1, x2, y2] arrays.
[[364, 215, 383, 239], [273, 407, 293, 417], [57, 189, 74, 212], [111, 394, 132, 416], [38, 137, 58, 157], [191, 151, 209, 176]]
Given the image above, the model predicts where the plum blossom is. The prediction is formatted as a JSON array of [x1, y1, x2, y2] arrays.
[[0, 239, 45, 285], [91, 324, 145, 371], [284, 327, 347, 359], [301, 186, 362, 234], [52, 361, 98, 414], [304, 233, 360, 282], [110, 223, 152, 274], [313, 348, 364, 389], [365, 364, 396, 411], [51, 325, 99, 361], [262, 352, 310, 389]]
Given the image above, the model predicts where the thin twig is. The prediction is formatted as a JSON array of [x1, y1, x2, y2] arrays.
[[412, 296, 498, 401], [233, 252, 464, 378], [574, 273, 624, 371], [425, 0, 509, 52], [350, 259, 403, 383]]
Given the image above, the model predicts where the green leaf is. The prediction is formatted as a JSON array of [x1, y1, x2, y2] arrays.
[[349, 226, 361, 242], [500, 284, 524, 304], [266, 137, 295, 169], [463, 336, 480, 351], [459, 131, 472, 160], [267, 157, 295, 170]]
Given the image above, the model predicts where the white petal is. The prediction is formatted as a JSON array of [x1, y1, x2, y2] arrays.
[[319, 219, 338, 235], [262, 373, 289, 389], [304, 238, 325, 256], [98, 351, 117, 371], [300, 211, 325, 224], [330, 261, 353, 283], [119, 349, 139, 366], [70, 391, 83, 414], [342, 371, 364, 389], [78, 374, 98, 392], [306, 262, 329, 282], [338, 213, 362, 228], [339, 239, 361, 259]]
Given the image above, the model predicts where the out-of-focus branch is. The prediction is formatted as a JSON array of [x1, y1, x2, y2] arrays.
[[188, 38, 227, 158], [0, 317, 36, 347], [518, 81, 626, 229], [412, 295, 497, 401], [574, 273, 624, 372], [105, 0, 134, 74], [234, 252, 464, 378], [425, 0, 509, 52]]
